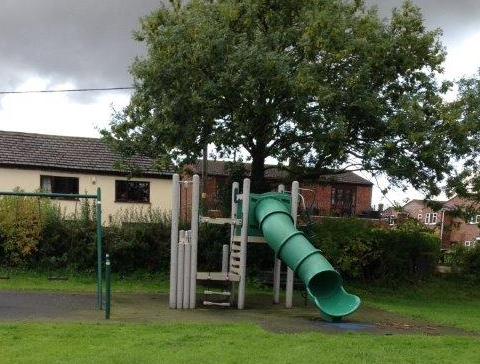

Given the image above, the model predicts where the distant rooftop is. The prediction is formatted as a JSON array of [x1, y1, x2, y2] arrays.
[[0, 130, 173, 177], [189, 160, 373, 186]]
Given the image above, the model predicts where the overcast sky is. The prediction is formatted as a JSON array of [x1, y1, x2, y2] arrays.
[[1, 0, 479, 206]]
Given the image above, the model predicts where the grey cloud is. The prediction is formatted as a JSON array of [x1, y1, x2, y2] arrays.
[[0, 0, 165, 101], [1, 0, 479, 98], [366, 0, 480, 49]]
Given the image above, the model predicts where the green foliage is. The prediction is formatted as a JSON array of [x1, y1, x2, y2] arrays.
[[312, 217, 441, 283], [102, 0, 480, 195], [0, 195, 54, 266], [448, 244, 480, 282], [104, 207, 171, 273]]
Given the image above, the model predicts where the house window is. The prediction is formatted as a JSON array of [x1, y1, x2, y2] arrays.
[[465, 241, 472, 248], [388, 215, 396, 226], [40, 175, 79, 195], [115, 180, 150, 203], [425, 213, 437, 225], [331, 185, 356, 215], [417, 213, 422, 220], [468, 215, 480, 224]]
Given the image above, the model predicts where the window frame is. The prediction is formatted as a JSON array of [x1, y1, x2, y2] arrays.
[[40, 175, 79, 198], [388, 215, 396, 226], [115, 180, 150, 204], [468, 215, 480, 224], [424, 212, 438, 225], [330, 185, 357, 215]]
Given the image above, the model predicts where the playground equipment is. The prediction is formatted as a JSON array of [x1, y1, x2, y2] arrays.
[[169, 174, 361, 321], [0, 189, 104, 309]]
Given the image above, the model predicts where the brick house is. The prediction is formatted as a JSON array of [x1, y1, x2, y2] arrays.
[[384, 197, 480, 249], [181, 160, 373, 219]]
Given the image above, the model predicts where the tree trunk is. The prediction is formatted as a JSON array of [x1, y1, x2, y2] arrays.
[[250, 149, 267, 193]]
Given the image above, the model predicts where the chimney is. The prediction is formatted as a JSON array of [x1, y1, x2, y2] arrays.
[[378, 203, 384, 212]]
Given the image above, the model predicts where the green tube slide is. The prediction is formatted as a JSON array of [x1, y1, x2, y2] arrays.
[[254, 197, 361, 321]]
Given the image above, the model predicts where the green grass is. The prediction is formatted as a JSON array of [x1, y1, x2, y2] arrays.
[[353, 278, 480, 333], [0, 269, 272, 295], [0, 270, 168, 293], [3, 270, 480, 333], [0, 322, 479, 364]]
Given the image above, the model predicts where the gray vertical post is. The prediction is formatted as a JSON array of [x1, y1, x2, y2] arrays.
[[183, 230, 191, 309], [273, 184, 285, 304], [169, 174, 180, 308], [222, 244, 229, 274], [176, 230, 185, 309], [286, 181, 299, 308], [189, 175, 200, 309], [230, 181, 239, 304], [230, 182, 239, 246], [238, 178, 250, 309]]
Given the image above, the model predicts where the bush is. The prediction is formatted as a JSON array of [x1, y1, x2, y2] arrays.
[[104, 207, 171, 273], [311, 217, 441, 283], [449, 244, 480, 281]]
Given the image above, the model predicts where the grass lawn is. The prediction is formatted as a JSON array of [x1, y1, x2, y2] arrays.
[[354, 278, 480, 333], [0, 270, 167, 293], [0, 322, 479, 364], [2, 270, 480, 333]]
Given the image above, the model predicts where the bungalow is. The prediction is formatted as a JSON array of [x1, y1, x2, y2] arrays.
[[0, 130, 174, 223], [183, 160, 373, 218]]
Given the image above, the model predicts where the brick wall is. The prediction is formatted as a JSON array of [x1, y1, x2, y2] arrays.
[[180, 175, 373, 218]]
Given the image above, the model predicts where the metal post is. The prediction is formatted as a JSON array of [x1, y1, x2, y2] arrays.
[[189, 175, 200, 309], [176, 230, 185, 309], [169, 174, 180, 308], [183, 230, 191, 309], [238, 178, 250, 309], [96, 187, 103, 310], [105, 254, 111, 320], [273, 184, 285, 304], [286, 181, 299, 309], [222, 244, 229, 274]]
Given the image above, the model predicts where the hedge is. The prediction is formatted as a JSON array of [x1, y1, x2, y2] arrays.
[[0, 196, 441, 283]]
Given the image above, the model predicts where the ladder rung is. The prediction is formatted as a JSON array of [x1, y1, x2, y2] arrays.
[[203, 301, 230, 307], [204, 290, 231, 296], [229, 267, 240, 274]]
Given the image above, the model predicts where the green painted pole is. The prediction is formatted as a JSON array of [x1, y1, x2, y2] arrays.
[[0, 191, 97, 199], [96, 187, 103, 310], [105, 254, 111, 320]]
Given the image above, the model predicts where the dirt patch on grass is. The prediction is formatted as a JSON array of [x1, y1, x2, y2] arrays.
[[0, 290, 475, 336]]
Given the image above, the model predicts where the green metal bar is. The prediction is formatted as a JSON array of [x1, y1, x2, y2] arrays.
[[105, 254, 111, 320], [0, 191, 97, 199], [96, 187, 103, 310]]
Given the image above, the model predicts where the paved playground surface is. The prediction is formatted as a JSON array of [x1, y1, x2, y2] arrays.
[[0, 289, 474, 336]]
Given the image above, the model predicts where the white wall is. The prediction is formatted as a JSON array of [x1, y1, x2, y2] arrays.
[[0, 167, 172, 223]]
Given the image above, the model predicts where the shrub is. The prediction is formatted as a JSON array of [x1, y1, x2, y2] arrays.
[[311, 217, 441, 283], [449, 244, 480, 281], [0, 195, 56, 267]]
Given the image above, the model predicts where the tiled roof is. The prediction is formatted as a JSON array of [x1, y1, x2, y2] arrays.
[[189, 160, 373, 186], [0, 130, 173, 177]]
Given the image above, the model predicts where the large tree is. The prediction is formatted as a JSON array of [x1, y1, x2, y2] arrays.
[[103, 0, 479, 194]]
